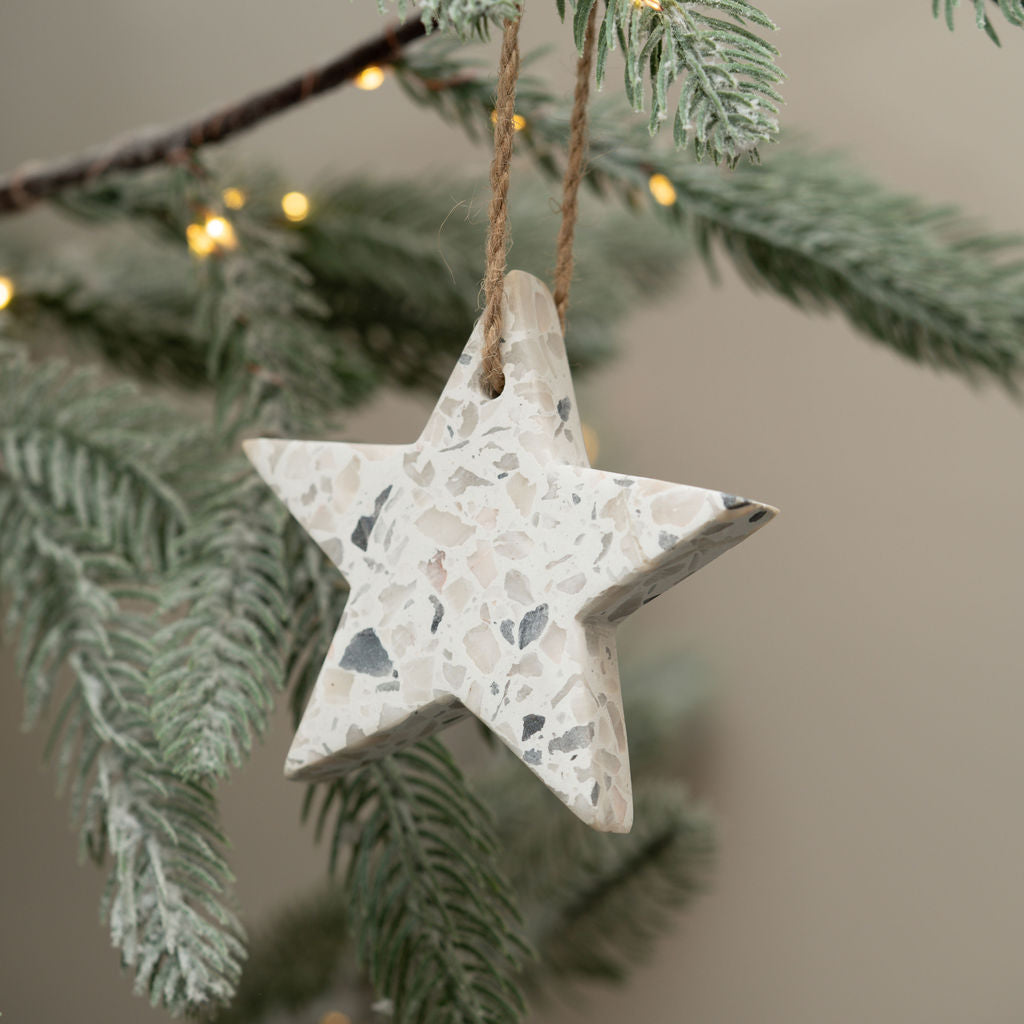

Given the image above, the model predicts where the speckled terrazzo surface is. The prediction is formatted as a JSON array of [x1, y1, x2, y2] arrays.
[[245, 270, 776, 831]]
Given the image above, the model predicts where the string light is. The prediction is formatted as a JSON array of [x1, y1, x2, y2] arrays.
[[221, 186, 246, 209], [318, 1013, 352, 1024], [281, 190, 310, 222], [647, 172, 677, 206], [204, 215, 238, 250], [633, 0, 662, 9], [186, 223, 216, 257], [490, 110, 527, 132], [582, 423, 600, 464], [354, 65, 386, 91], [0, 275, 14, 311]]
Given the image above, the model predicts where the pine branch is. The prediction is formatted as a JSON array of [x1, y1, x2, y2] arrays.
[[0, 19, 428, 214], [307, 741, 531, 1024], [295, 175, 688, 387], [91, 746, 246, 1014], [933, 0, 1024, 44], [400, 0, 784, 162], [18, 204, 322, 784], [6, 172, 382, 420], [211, 884, 359, 1024], [194, 208, 343, 435], [400, 42, 1024, 387], [587, 0, 782, 163], [521, 782, 713, 984], [479, 747, 712, 988], [0, 344, 191, 725], [29, 167, 377, 435], [655, 151, 1024, 385], [13, 233, 208, 387], [410, 0, 523, 37], [146, 469, 290, 782], [7, 169, 688, 400], [0, 343, 244, 1016], [202, 542, 352, 1024], [218, 663, 710, 1021]]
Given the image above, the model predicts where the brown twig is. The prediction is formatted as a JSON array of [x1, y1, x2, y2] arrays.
[[0, 18, 428, 215]]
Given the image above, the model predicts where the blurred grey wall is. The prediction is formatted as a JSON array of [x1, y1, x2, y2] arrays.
[[2, 2, 1023, 1022]]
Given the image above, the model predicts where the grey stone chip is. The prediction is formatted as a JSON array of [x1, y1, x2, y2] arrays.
[[428, 595, 444, 634], [518, 604, 549, 648], [549, 723, 595, 754], [350, 485, 393, 551], [522, 714, 545, 740], [340, 628, 394, 677]]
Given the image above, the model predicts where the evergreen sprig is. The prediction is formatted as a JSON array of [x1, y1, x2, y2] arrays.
[[400, 41, 1024, 387], [197, 213, 336, 435], [653, 151, 1024, 384], [9, 170, 687, 398], [16, 236, 207, 387], [296, 176, 687, 388], [146, 471, 289, 782], [934, 0, 1024, 44], [307, 740, 531, 1024], [0, 344, 190, 726], [212, 884, 358, 1024], [396, 0, 783, 162], [196, 653, 714, 1022], [0, 343, 245, 1015], [91, 747, 246, 1013], [39, 168, 376, 435], [521, 782, 713, 983], [582, 0, 782, 162], [414, 0, 523, 38]]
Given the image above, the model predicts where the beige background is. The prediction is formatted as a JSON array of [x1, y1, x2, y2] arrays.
[[2, 2, 1023, 1021]]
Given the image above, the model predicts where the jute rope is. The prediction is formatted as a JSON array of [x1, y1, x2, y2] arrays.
[[480, 14, 522, 397], [480, 3, 596, 394], [552, 3, 598, 333]]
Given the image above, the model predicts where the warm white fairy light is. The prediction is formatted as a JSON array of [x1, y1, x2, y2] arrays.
[[281, 191, 310, 222], [354, 65, 386, 91], [186, 223, 216, 257], [222, 186, 246, 210], [204, 215, 238, 249], [0, 275, 14, 311], [647, 173, 677, 206]]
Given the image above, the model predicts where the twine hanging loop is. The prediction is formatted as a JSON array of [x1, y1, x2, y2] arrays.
[[480, 2, 596, 394], [480, 13, 523, 397], [553, 2, 598, 333]]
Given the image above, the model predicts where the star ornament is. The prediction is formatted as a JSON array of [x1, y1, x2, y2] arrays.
[[245, 271, 776, 832]]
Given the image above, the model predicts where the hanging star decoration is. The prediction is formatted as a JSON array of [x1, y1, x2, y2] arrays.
[[245, 271, 776, 832]]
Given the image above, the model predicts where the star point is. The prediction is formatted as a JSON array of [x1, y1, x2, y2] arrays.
[[245, 271, 775, 832]]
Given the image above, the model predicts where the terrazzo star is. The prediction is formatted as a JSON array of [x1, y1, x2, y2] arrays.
[[246, 271, 776, 832]]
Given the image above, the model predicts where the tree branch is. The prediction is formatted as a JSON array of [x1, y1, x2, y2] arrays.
[[0, 18, 428, 215]]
